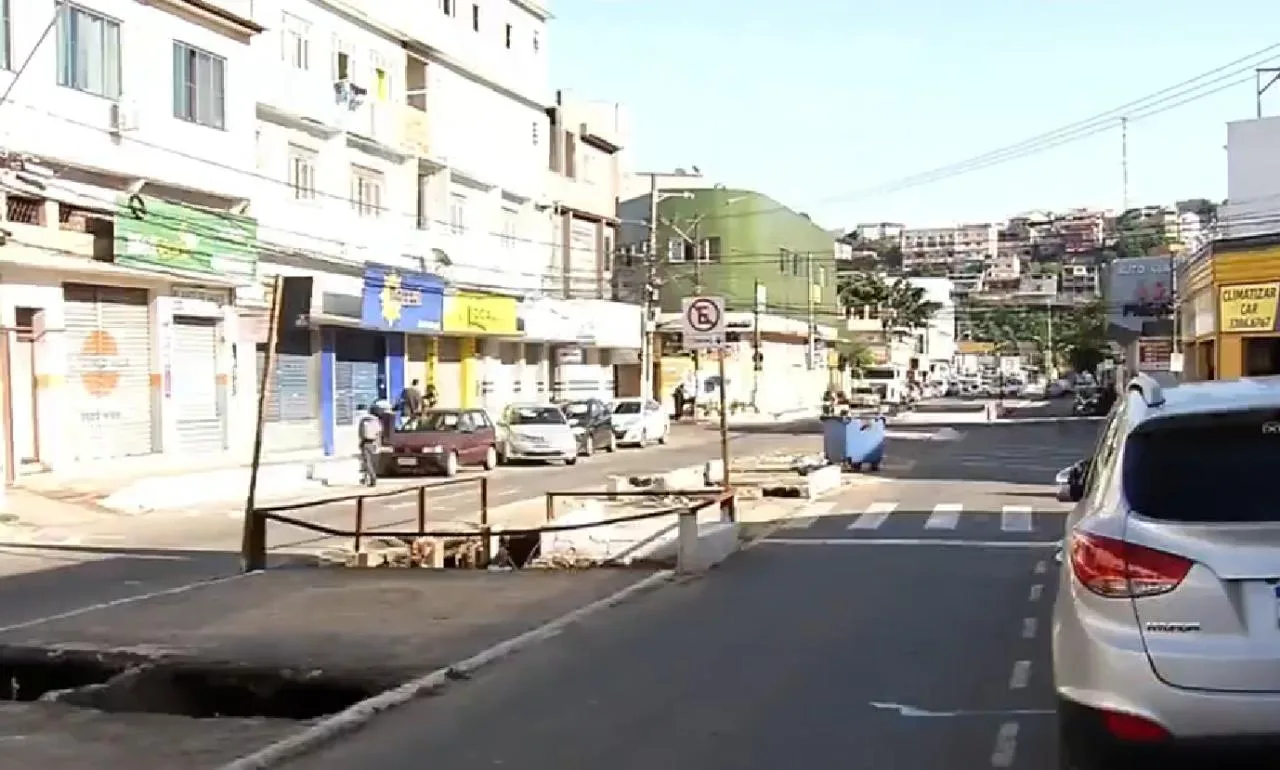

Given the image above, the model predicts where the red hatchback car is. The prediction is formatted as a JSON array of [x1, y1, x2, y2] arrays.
[[382, 408, 499, 477]]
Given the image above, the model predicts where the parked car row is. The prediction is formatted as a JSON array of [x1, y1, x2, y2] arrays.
[[378, 397, 672, 477]]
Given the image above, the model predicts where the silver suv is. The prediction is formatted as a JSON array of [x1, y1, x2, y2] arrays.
[[1054, 373, 1280, 767]]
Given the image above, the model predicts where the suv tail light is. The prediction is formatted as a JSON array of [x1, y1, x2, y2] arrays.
[[1070, 531, 1192, 598]]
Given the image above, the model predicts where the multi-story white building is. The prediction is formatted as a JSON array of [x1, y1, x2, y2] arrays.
[[530, 90, 641, 400], [0, 0, 265, 480], [903, 277, 956, 374], [901, 223, 997, 271], [249, 0, 424, 453]]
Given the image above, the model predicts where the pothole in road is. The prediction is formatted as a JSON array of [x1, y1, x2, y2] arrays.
[[0, 646, 379, 720]]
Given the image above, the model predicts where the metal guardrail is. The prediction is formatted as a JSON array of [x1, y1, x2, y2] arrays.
[[545, 487, 736, 524], [240, 481, 736, 571], [241, 476, 490, 571]]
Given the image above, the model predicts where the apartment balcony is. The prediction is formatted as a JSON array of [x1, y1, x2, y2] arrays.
[[341, 102, 414, 155], [257, 70, 343, 131], [401, 106, 431, 157]]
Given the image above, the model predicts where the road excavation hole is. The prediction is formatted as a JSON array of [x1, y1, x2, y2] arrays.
[[0, 656, 126, 702], [70, 664, 381, 720]]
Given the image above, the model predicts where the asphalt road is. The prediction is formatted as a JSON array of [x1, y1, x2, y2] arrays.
[[274, 417, 1098, 770], [0, 421, 816, 630]]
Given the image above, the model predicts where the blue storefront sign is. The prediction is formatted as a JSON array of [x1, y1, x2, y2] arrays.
[[360, 263, 444, 331]]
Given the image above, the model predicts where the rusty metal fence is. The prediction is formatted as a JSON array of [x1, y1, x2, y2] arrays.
[[241, 480, 736, 572]]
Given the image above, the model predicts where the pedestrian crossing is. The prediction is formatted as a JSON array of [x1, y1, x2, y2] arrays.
[[774, 501, 1064, 541]]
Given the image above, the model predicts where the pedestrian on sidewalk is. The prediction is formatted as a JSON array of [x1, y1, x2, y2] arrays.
[[672, 382, 686, 421], [357, 403, 384, 487], [399, 379, 424, 420]]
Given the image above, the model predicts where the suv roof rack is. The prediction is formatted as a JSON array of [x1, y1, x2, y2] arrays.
[[1127, 373, 1165, 407]]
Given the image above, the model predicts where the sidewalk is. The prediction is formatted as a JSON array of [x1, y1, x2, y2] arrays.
[[695, 406, 820, 427], [15, 449, 360, 516]]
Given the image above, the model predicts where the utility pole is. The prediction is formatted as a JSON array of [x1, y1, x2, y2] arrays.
[[641, 174, 660, 401], [1045, 297, 1054, 378], [1121, 117, 1129, 212], [805, 252, 816, 370], [1256, 67, 1280, 118], [751, 281, 763, 409]]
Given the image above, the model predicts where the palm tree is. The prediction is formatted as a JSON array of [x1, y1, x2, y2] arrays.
[[837, 273, 938, 331]]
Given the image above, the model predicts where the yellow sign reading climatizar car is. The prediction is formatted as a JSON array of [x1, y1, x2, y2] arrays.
[[1219, 282, 1280, 333]]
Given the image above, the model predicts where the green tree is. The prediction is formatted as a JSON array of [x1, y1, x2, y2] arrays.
[[837, 273, 938, 331], [1054, 300, 1108, 373]]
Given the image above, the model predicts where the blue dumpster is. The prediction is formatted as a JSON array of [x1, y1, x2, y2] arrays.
[[822, 415, 886, 471]]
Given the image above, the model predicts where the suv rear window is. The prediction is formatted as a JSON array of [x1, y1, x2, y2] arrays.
[[1123, 410, 1280, 522]]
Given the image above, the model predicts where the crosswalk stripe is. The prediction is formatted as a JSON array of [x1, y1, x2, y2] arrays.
[[1001, 505, 1034, 532], [848, 502, 897, 530], [924, 503, 962, 530]]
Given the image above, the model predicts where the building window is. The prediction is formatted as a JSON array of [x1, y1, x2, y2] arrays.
[[333, 38, 351, 80], [1, 0, 10, 70], [699, 236, 721, 263], [449, 193, 467, 234], [504, 23, 512, 49], [791, 251, 801, 275], [173, 43, 225, 129], [532, 30, 539, 53], [350, 166, 383, 218], [778, 248, 789, 272], [288, 146, 316, 200], [500, 206, 518, 248], [531, 121, 539, 146], [471, 3, 480, 30], [441, 0, 454, 16], [668, 238, 684, 263], [281, 13, 310, 70], [55, 3, 121, 99]]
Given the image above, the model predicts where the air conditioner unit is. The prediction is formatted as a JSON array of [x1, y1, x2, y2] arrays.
[[109, 99, 139, 133]]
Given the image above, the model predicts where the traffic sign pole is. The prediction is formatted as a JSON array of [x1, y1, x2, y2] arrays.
[[680, 296, 731, 491]]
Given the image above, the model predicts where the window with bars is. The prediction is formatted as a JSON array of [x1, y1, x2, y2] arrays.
[[173, 42, 225, 129], [350, 167, 383, 218], [56, 3, 121, 99], [668, 238, 685, 263], [288, 146, 316, 200]]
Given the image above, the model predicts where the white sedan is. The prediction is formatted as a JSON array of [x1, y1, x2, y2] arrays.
[[610, 398, 669, 447]]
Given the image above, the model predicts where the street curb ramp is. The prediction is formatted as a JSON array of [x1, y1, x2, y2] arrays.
[[215, 569, 675, 770]]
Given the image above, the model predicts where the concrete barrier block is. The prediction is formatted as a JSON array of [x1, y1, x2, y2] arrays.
[[605, 475, 630, 498], [804, 464, 842, 500], [682, 521, 740, 572], [704, 459, 725, 485], [660, 465, 705, 491]]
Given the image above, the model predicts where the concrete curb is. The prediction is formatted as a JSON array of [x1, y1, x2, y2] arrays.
[[995, 415, 1105, 425], [215, 569, 676, 770]]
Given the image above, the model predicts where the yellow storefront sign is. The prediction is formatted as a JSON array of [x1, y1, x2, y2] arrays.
[[1219, 282, 1280, 333], [442, 292, 519, 335]]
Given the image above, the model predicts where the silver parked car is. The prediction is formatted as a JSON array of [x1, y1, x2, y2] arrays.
[[1053, 373, 1280, 767], [497, 403, 578, 465]]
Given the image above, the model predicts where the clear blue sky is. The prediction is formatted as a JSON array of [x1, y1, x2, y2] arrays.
[[549, 0, 1276, 231]]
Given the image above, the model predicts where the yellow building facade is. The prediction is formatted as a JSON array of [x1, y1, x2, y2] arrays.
[[1177, 234, 1280, 381], [404, 291, 521, 408]]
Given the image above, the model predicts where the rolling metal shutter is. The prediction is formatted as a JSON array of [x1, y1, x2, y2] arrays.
[[334, 331, 382, 425], [435, 336, 462, 408], [172, 317, 224, 453], [256, 332, 321, 452], [64, 284, 155, 460]]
